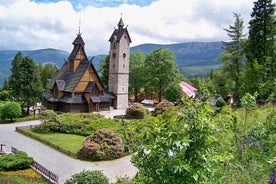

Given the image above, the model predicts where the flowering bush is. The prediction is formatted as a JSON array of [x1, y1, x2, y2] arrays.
[[77, 128, 124, 161]]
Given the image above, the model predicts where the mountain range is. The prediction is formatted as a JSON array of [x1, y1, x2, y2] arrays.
[[0, 42, 224, 87]]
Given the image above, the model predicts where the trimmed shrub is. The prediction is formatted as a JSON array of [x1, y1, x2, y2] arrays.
[[65, 170, 109, 184], [77, 129, 124, 161], [152, 101, 174, 116], [0, 151, 33, 171], [0, 102, 22, 121], [39, 110, 58, 123], [126, 103, 147, 119]]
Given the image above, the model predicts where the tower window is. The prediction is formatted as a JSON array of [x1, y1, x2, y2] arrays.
[[123, 64, 125, 68], [123, 53, 126, 58], [113, 53, 116, 58], [113, 64, 115, 68]]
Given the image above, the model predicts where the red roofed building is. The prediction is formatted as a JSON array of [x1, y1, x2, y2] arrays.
[[179, 81, 197, 98]]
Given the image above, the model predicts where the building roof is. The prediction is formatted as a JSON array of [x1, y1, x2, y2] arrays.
[[179, 81, 197, 98], [91, 93, 115, 103], [46, 60, 91, 92], [108, 18, 132, 43], [69, 34, 87, 61]]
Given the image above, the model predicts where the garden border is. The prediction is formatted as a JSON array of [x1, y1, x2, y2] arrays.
[[15, 125, 78, 159]]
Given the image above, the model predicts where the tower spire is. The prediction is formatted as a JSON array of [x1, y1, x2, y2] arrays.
[[78, 19, 81, 35], [118, 14, 124, 29]]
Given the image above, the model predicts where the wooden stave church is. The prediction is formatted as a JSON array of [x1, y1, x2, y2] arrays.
[[44, 18, 131, 113]]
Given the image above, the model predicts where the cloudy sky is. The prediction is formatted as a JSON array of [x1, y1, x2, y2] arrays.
[[0, 0, 274, 55]]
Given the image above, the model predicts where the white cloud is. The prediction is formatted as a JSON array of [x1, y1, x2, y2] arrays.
[[0, 0, 274, 55]]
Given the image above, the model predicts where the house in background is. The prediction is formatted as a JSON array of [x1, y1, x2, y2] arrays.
[[179, 81, 197, 98]]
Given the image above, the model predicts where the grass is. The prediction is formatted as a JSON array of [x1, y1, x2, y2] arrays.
[[24, 129, 85, 153], [0, 168, 48, 184]]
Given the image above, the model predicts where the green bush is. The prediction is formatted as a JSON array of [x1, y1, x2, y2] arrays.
[[65, 170, 109, 184], [0, 151, 33, 171], [0, 102, 22, 121], [126, 103, 147, 119], [39, 110, 58, 123], [77, 129, 124, 161]]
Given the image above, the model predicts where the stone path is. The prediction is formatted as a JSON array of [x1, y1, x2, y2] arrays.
[[0, 110, 138, 183]]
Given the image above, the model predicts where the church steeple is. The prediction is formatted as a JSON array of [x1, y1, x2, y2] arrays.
[[118, 17, 124, 30]]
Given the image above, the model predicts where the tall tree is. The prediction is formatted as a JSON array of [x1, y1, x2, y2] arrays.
[[37, 62, 57, 88], [129, 51, 146, 102], [220, 13, 246, 104], [9, 53, 43, 114], [98, 55, 109, 90], [145, 49, 179, 102], [245, 0, 276, 98]]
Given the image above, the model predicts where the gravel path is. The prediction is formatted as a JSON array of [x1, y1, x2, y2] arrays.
[[0, 110, 138, 184]]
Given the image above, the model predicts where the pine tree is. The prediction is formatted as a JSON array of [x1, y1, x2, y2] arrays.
[[245, 0, 276, 98], [220, 13, 246, 104]]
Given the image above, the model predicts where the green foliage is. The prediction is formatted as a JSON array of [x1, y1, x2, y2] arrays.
[[1, 102, 22, 121], [220, 12, 245, 104], [129, 51, 146, 101], [0, 151, 33, 171], [39, 110, 58, 123], [144, 49, 180, 102], [241, 93, 258, 131], [37, 62, 57, 88], [132, 98, 217, 183], [0, 90, 10, 101], [164, 82, 183, 102], [126, 103, 147, 119], [216, 98, 226, 108], [77, 129, 124, 161], [9, 52, 43, 114], [245, 0, 276, 98], [98, 55, 109, 90], [65, 170, 109, 184]]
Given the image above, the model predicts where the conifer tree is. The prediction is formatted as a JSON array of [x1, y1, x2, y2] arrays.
[[9, 52, 43, 114], [245, 0, 276, 98], [220, 13, 246, 104]]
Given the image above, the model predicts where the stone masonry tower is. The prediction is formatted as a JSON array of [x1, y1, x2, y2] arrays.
[[108, 17, 132, 109]]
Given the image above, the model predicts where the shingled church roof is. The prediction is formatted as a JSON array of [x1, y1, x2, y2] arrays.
[[46, 60, 91, 92]]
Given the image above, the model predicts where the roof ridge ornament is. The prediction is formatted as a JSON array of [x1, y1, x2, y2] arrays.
[[78, 19, 82, 35]]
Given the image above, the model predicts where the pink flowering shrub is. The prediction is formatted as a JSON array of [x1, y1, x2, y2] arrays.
[[77, 129, 124, 161]]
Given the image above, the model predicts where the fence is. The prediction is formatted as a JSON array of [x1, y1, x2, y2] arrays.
[[11, 146, 59, 184], [15, 125, 78, 158]]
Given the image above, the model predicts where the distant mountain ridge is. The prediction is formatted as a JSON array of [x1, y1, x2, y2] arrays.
[[0, 42, 224, 86]]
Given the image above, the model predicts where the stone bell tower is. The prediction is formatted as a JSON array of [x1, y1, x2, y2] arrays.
[[108, 17, 132, 109]]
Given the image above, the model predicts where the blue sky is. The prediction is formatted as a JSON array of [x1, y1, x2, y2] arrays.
[[0, 0, 275, 55], [33, 0, 157, 9]]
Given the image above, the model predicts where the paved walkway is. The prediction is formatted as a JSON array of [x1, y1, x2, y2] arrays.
[[0, 109, 138, 184]]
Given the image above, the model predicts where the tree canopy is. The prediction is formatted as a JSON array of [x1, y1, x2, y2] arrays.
[[9, 52, 43, 114]]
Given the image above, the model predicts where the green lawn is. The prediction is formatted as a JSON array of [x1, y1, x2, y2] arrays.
[[24, 129, 85, 153]]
